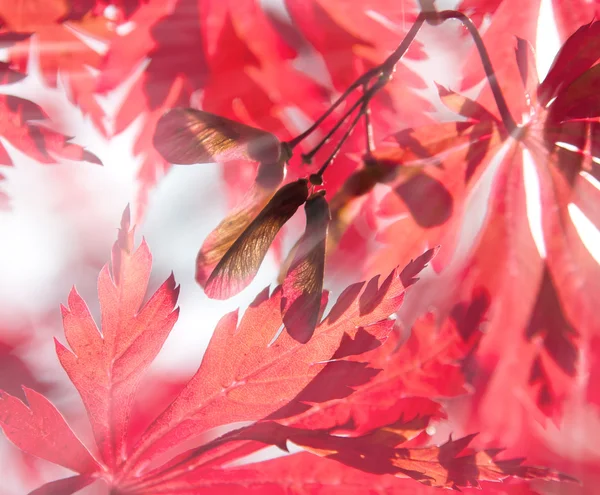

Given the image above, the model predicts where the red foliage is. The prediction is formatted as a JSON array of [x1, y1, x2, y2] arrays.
[[349, 18, 600, 427], [0, 210, 570, 493], [0, 94, 101, 167], [0, 1, 598, 493]]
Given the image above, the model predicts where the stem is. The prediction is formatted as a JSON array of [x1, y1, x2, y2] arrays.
[[285, 14, 425, 151], [285, 9, 517, 152], [308, 73, 386, 174], [433, 10, 517, 133], [315, 101, 368, 178], [363, 83, 374, 153], [301, 92, 367, 164], [285, 67, 380, 150]]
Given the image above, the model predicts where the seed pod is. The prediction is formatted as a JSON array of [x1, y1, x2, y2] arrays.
[[204, 179, 309, 300], [153, 108, 282, 165], [281, 191, 330, 343]]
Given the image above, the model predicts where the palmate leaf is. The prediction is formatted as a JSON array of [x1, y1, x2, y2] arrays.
[[127, 414, 574, 493], [284, 0, 433, 125], [125, 252, 414, 476], [457, 0, 600, 123], [95, 0, 440, 219], [0, 217, 571, 492], [116, 267, 571, 493], [166, 279, 480, 477], [260, 427, 575, 490], [0, 87, 101, 208], [130, 450, 565, 494], [352, 22, 600, 424], [0, 207, 433, 494], [0, 0, 123, 133]]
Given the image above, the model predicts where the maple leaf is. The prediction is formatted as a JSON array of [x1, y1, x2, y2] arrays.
[[132, 273, 572, 492], [456, 0, 600, 131], [270, 282, 483, 436], [0, 34, 101, 172], [0, 207, 178, 493], [0, 6, 591, 493], [0, 94, 101, 166], [132, 449, 561, 494], [284, 0, 433, 125], [0, 206, 429, 493], [0, 77, 101, 207], [278, 428, 575, 489], [0, 211, 572, 492], [141, 406, 573, 492], [95, 0, 443, 219], [188, 275, 479, 473], [357, 22, 600, 422], [0, 0, 127, 132]]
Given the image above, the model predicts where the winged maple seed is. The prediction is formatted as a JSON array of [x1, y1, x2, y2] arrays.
[[151, 9, 536, 322], [203, 178, 310, 299], [0, 209, 573, 493], [154, 108, 331, 339], [281, 191, 331, 343], [152, 108, 305, 298], [153, 108, 287, 168]]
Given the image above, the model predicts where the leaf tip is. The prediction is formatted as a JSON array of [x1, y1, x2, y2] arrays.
[[82, 150, 103, 166], [120, 205, 132, 232]]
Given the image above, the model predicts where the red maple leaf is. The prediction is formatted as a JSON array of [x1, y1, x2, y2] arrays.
[[457, 0, 600, 122], [96, 0, 326, 218], [0, 0, 132, 132], [357, 21, 600, 423], [0, 207, 569, 493], [0, 207, 417, 492], [187, 451, 563, 495], [0, 94, 101, 166], [284, 0, 432, 122]]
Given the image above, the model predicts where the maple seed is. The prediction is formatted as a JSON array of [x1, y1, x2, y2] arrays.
[[204, 179, 309, 300], [282, 191, 330, 343], [196, 156, 286, 287], [153, 108, 282, 165]]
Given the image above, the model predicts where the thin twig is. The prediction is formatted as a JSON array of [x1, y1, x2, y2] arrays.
[[363, 83, 374, 153], [434, 10, 517, 133], [285, 14, 425, 150], [285, 9, 517, 152], [315, 78, 386, 177], [315, 110, 365, 178], [301, 92, 367, 164]]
